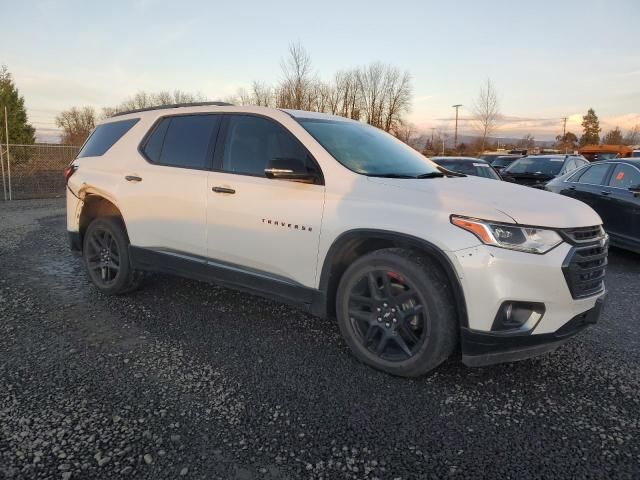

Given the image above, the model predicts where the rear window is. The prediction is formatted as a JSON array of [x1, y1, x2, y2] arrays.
[[142, 115, 220, 169], [77, 119, 139, 158]]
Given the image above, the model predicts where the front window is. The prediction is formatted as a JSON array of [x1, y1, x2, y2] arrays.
[[298, 118, 440, 178], [505, 157, 565, 176]]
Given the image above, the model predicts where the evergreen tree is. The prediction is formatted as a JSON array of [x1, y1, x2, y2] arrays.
[[0, 65, 35, 145], [579, 108, 600, 146]]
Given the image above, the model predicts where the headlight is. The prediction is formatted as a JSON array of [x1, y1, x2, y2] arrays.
[[451, 216, 563, 254]]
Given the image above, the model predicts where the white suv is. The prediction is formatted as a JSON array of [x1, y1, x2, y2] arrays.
[[66, 103, 607, 377]]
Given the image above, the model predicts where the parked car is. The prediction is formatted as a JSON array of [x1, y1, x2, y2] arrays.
[[65, 103, 607, 377], [430, 157, 501, 180], [490, 155, 522, 173], [501, 155, 589, 188], [546, 159, 640, 253], [632, 150, 640, 158]]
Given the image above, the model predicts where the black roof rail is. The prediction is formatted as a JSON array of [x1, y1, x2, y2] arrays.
[[112, 101, 233, 117]]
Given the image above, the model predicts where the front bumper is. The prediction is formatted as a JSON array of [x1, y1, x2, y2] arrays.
[[461, 296, 604, 367]]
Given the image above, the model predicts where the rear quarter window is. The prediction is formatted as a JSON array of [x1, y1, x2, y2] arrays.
[[77, 119, 139, 158]]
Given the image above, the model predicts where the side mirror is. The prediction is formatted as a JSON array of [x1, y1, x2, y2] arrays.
[[502, 175, 516, 183], [629, 184, 640, 196], [264, 157, 318, 184]]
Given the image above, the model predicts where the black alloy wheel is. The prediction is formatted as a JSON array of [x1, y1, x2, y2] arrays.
[[336, 248, 457, 377], [348, 270, 427, 361], [85, 226, 121, 286]]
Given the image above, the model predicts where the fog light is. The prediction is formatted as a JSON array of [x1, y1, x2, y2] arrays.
[[491, 301, 545, 333]]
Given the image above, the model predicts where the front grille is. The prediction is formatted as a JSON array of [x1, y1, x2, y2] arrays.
[[561, 228, 608, 299], [562, 225, 604, 243]]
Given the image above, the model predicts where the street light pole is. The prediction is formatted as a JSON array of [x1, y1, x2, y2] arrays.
[[452, 104, 462, 149]]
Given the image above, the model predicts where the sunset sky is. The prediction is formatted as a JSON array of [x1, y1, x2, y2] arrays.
[[2, 0, 638, 141]]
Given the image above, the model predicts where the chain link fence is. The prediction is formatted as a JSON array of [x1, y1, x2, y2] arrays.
[[1, 144, 80, 200]]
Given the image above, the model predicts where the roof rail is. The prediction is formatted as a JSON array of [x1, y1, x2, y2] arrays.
[[112, 101, 233, 117]]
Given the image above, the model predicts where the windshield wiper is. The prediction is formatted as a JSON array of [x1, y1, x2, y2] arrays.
[[366, 173, 418, 178], [416, 172, 446, 178]]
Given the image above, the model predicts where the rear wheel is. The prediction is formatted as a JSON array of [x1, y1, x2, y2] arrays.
[[83, 217, 142, 295], [336, 248, 457, 377]]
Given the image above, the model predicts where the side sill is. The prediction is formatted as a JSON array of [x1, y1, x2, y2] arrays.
[[129, 246, 322, 314]]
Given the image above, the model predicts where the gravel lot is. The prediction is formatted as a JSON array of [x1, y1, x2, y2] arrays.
[[0, 198, 639, 479]]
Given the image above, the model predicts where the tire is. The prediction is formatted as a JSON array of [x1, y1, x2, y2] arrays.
[[336, 248, 457, 377], [82, 217, 142, 295]]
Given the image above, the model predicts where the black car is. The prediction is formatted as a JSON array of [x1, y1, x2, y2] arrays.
[[490, 155, 522, 173], [546, 159, 640, 253], [501, 155, 589, 188], [431, 157, 501, 180]]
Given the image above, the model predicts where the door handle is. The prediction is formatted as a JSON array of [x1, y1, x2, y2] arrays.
[[568, 186, 576, 190], [212, 186, 235, 194], [125, 175, 142, 182], [600, 190, 611, 196]]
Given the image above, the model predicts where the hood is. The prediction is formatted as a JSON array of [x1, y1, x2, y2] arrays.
[[367, 175, 602, 228], [502, 172, 555, 187]]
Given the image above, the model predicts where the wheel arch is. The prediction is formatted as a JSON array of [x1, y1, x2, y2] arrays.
[[315, 229, 468, 328], [77, 194, 129, 251]]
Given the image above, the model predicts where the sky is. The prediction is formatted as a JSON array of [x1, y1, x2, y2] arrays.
[[1, 0, 639, 142]]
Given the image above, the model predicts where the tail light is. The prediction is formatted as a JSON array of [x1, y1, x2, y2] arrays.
[[63, 165, 77, 184]]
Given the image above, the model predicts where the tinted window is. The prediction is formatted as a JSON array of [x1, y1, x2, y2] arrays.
[[608, 164, 640, 189], [143, 118, 170, 163], [299, 119, 440, 177], [78, 119, 139, 158], [577, 164, 611, 185], [222, 115, 314, 176], [143, 115, 220, 169]]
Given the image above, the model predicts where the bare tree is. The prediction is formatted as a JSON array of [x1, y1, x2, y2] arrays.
[[382, 69, 411, 133], [472, 79, 500, 152], [55, 106, 96, 145], [357, 63, 385, 128], [623, 124, 639, 146], [278, 42, 315, 110], [102, 90, 207, 117], [251, 81, 273, 107]]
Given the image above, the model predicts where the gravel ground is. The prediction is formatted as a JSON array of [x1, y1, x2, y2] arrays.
[[0, 198, 639, 479]]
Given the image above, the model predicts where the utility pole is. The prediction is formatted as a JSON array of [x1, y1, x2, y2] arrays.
[[452, 104, 462, 149], [561, 117, 568, 153], [430, 127, 435, 149]]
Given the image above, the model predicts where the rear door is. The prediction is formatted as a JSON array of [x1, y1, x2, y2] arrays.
[[206, 114, 325, 288], [605, 163, 640, 243], [119, 114, 221, 257]]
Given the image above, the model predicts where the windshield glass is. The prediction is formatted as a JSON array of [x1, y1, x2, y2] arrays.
[[298, 118, 440, 177], [434, 159, 500, 180], [505, 156, 564, 176], [491, 157, 518, 168]]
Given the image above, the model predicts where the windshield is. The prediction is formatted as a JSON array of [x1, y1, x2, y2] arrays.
[[298, 118, 440, 177], [491, 157, 518, 168], [434, 159, 500, 180], [505, 156, 564, 176]]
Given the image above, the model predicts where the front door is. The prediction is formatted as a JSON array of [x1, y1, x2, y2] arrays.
[[206, 114, 325, 288], [605, 163, 640, 243]]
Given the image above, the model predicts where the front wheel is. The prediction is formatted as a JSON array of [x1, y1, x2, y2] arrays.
[[82, 217, 142, 295], [336, 248, 457, 377]]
